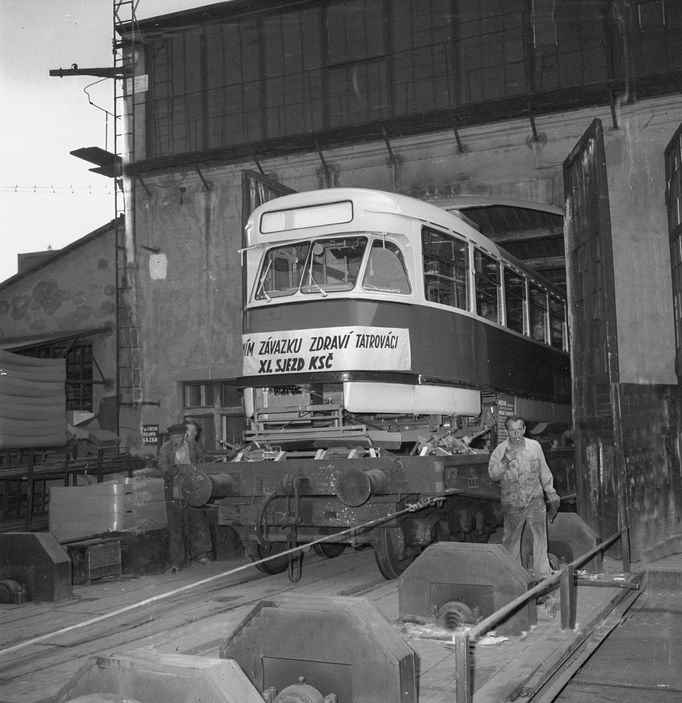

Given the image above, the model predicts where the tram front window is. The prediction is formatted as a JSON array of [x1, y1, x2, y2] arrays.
[[256, 237, 368, 299], [256, 243, 310, 299], [302, 237, 367, 293]]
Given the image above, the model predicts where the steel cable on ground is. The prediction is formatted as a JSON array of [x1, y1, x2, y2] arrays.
[[0, 497, 442, 658]]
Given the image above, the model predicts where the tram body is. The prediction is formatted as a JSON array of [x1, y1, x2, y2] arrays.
[[212, 188, 573, 578]]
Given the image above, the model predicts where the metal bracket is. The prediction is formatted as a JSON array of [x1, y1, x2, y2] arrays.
[[608, 88, 619, 129], [451, 115, 466, 153], [528, 101, 540, 142], [314, 140, 333, 187], [194, 164, 211, 191], [136, 174, 152, 197], [382, 126, 397, 164], [252, 153, 266, 177]]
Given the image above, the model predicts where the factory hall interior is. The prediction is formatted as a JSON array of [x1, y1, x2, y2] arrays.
[[1, 1, 682, 702]]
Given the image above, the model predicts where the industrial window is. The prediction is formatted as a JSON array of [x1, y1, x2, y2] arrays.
[[504, 268, 526, 334], [549, 294, 567, 350], [391, 0, 453, 113], [531, 0, 609, 91], [637, 0, 665, 30], [183, 382, 214, 408], [474, 250, 500, 323], [263, 8, 324, 138], [422, 227, 469, 310], [529, 284, 548, 343], [21, 342, 93, 412], [456, 1, 526, 103], [634, 0, 682, 75], [220, 414, 248, 447], [181, 381, 246, 450], [141, 1, 679, 161], [146, 29, 204, 157], [326, 0, 391, 128], [220, 383, 247, 448], [206, 19, 262, 149]]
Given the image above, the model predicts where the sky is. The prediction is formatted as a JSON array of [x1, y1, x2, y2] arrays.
[[0, 0, 221, 285]]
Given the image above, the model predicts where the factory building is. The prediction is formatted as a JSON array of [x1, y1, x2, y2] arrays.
[[109, 0, 681, 560], [1, 1, 680, 561]]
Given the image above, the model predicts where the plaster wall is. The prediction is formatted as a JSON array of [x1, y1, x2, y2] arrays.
[[0, 225, 118, 416]]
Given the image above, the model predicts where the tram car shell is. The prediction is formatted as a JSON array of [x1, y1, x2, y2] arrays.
[[239, 188, 570, 448], [209, 188, 573, 579]]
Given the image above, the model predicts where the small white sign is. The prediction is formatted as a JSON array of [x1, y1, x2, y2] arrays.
[[126, 73, 149, 94]]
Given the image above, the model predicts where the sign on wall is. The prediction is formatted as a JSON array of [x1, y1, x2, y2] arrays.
[[142, 424, 159, 445], [242, 326, 411, 376]]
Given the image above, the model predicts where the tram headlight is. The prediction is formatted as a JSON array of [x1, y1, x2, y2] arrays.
[[335, 467, 388, 507]]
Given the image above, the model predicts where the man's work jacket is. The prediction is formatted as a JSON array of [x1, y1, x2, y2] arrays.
[[488, 437, 558, 509]]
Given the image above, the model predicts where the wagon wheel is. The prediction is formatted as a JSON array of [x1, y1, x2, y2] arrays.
[[373, 526, 415, 579], [250, 542, 290, 574], [313, 542, 346, 558]]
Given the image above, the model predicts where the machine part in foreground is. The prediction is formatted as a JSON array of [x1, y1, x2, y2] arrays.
[[0, 578, 28, 604], [398, 542, 536, 636], [0, 532, 72, 601], [547, 512, 602, 572], [52, 650, 264, 703], [220, 594, 418, 702]]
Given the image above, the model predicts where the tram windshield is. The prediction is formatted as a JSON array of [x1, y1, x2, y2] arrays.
[[254, 235, 412, 300]]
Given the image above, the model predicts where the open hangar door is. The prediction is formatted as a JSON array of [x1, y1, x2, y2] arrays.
[[563, 118, 682, 561]]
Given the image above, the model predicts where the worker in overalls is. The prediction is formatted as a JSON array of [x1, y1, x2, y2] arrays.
[[488, 415, 560, 580], [158, 423, 213, 573]]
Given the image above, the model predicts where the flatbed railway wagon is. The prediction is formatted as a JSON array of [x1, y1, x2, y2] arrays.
[[197, 188, 574, 579]]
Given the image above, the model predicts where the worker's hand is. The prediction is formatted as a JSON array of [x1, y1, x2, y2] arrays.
[[548, 495, 561, 522], [503, 445, 521, 468]]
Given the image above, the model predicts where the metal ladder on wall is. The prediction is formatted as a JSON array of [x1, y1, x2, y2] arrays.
[[113, 0, 142, 413]]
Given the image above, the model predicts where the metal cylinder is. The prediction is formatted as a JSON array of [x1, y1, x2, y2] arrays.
[[182, 468, 238, 507], [335, 467, 388, 507]]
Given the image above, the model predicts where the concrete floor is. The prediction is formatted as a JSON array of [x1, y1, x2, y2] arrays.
[[555, 551, 682, 702]]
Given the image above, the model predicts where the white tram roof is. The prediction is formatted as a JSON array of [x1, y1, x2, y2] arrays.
[[248, 188, 491, 244]]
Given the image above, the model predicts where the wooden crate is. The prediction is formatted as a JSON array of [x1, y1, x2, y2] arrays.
[[66, 538, 122, 586]]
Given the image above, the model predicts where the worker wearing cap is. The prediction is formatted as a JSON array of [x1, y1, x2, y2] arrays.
[[488, 415, 560, 580], [158, 422, 213, 573]]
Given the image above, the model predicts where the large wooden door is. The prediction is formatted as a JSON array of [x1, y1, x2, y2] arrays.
[[563, 119, 624, 542]]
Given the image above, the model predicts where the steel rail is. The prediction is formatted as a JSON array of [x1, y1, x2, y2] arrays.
[[454, 525, 631, 703]]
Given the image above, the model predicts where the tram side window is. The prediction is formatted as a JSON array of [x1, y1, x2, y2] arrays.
[[422, 228, 469, 309], [529, 284, 548, 343], [549, 295, 566, 350], [474, 250, 500, 322], [504, 268, 526, 334], [363, 240, 411, 293]]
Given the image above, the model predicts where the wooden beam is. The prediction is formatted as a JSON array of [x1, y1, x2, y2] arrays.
[[520, 256, 566, 271], [490, 226, 564, 244]]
